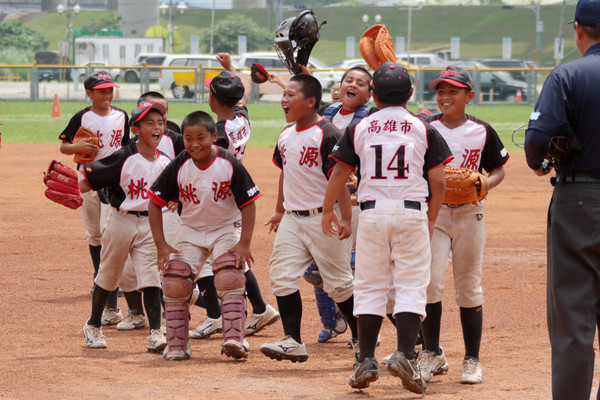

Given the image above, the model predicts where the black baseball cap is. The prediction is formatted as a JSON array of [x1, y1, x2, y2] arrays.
[[428, 66, 474, 91], [84, 70, 119, 90], [250, 63, 269, 84], [371, 62, 412, 104], [129, 102, 167, 127], [569, 0, 600, 26], [204, 71, 245, 105]]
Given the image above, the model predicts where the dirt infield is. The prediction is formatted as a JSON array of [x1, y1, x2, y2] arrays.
[[2, 144, 595, 399]]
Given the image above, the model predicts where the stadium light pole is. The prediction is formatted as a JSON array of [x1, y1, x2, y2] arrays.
[[399, 0, 424, 60], [502, 2, 542, 63], [57, 3, 81, 50], [160, 1, 188, 53], [361, 14, 381, 31]]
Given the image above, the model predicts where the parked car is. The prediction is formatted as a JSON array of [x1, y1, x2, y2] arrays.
[[159, 54, 241, 98], [469, 58, 534, 81], [396, 52, 447, 68], [35, 50, 70, 82], [122, 53, 168, 83], [234, 52, 336, 90], [422, 61, 530, 102], [74, 62, 121, 82]]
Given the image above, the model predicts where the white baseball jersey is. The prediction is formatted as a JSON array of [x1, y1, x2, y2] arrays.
[[149, 146, 261, 230], [59, 106, 130, 163], [331, 106, 453, 204], [427, 114, 509, 173], [216, 105, 251, 162], [82, 142, 172, 212], [157, 128, 185, 160], [273, 118, 340, 211]]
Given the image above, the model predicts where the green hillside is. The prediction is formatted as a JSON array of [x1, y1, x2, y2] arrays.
[[23, 4, 577, 66]]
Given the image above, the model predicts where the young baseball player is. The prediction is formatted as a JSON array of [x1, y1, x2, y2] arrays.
[[80, 102, 171, 353], [260, 74, 358, 363], [148, 110, 261, 361], [190, 53, 279, 341], [322, 62, 452, 393], [330, 81, 341, 102], [116, 91, 187, 331], [58, 70, 129, 325], [304, 66, 377, 344], [418, 66, 508, 385]]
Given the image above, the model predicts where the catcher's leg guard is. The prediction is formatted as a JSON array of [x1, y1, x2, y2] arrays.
[[213, 253, 248, 359], [162, 259, 195, 361], [303, 261, 323, 287], [315, 287, 347, 342]]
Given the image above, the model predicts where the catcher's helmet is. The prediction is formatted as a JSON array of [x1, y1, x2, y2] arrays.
[[274, 10, 324, 74]]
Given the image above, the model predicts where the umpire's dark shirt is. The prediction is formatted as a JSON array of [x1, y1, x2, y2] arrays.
[[525, 42, 600, 173]]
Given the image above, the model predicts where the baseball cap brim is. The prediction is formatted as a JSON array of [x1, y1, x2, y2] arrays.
[[131, 103, 167, 126], [91, 82, 119, 89], [204, 77, 213, 89], [428, 78, 468, 90]]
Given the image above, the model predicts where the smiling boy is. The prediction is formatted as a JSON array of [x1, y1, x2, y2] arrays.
[[79, 102, 171, 353]]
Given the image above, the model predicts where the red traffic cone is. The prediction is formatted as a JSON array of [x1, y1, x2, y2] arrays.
[[516, 89, 523, 103], [51, 94, 61, 118]]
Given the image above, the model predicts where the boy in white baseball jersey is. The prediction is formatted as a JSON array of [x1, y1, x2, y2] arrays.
[[80, 102, 171, 353], [418, 66, 508, 385], [322, 62, 452, 393], [305, 66, 377, 344], [148, 111, 261, 361], [58, 70, 129, 325], [260, 74, 358, 363], [189, 54, 279, 340], [117, 91, 187, 331]]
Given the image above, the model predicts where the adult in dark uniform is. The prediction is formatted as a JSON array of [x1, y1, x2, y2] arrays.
[[524, 1, 600, 399]]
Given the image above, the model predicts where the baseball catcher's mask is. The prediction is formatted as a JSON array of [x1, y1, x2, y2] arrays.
[[274, 10, 325, 74]]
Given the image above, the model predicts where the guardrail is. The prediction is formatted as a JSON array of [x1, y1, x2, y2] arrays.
[[0, 62, 552, 104]]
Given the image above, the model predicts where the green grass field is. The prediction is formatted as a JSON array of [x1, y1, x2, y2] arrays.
[[1, 100, 531, 151]]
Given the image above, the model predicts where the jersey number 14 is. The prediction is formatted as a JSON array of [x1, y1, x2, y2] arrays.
[[370, 144, 409, 179]]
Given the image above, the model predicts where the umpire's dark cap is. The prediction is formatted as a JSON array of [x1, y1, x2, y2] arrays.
[[84, 70, 119, 90], [129, 102, 166, 127], [569, 0, 600, 27], [204, 71, 245, 105], [428, 66, 474, 91], [371, 62, 412, 104]]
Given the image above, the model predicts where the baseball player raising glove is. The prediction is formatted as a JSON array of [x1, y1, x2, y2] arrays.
[[43, 160, 83, 209], [359, 24, 396, 70], [443, 166, 489, 205]]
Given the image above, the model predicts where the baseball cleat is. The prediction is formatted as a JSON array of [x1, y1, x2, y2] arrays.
[[83, 323, 107, 349], [460, 357, 483, 384], [222, 338, 250, 360], [147, 329, 167, 353], [163, 343, 192, 361], [386, 350, 427, 394], [416, 347, 449, 382], [190, 316, 222, 339], [245, 305, 280, 336], [260, 336, 309, 363], [349, 357, 379, 389], [101, 307, 123, 326], [117, 311, 146, 331], [317, 310, 347, 342]]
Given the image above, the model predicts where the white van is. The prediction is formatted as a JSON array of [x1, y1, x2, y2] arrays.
[[122, 53, 168, 83], [159, 54, 239, 98]]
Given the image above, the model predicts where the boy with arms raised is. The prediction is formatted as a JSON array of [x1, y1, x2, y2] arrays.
[[322, 62, 451, 393]]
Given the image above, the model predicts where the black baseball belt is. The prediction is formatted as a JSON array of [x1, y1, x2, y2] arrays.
[[359, 200, 421, 211]]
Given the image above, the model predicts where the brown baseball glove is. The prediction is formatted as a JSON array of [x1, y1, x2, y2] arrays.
[[43, 160, 83, 209], [72, 126, 98, 165], [443, 166, 489, 205], [359, 24, 396, 70]]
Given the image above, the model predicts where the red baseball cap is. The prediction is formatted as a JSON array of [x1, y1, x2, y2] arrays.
[[84, 70, 119, 90]]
